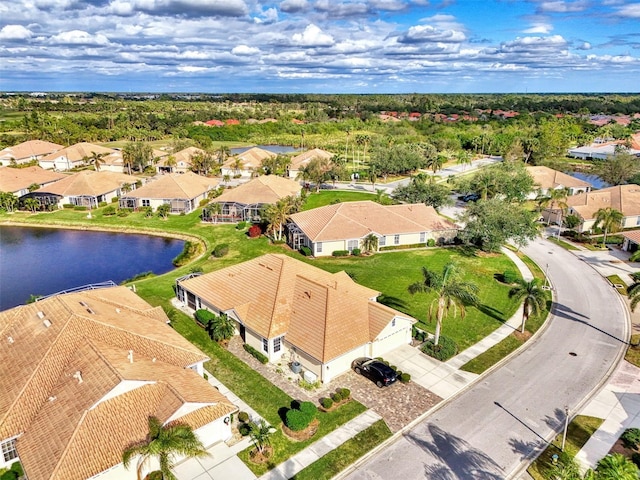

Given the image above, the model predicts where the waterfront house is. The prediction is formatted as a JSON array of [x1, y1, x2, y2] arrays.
[[176, 254, 416, 384], [566, 184, 640, 232], [0, 286, 237, 480], [287, 148, 334, 179], [0, 166, 66, 197], [220, 147, 276, 179]]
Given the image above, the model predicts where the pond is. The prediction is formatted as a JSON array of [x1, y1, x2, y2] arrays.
[[0, 226, 184, 310], [567, 172, 610, 189]]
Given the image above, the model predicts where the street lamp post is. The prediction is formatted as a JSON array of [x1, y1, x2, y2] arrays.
[[561, 406, 569, 451]]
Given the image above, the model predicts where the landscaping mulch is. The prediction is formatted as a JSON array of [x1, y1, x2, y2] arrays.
[[282, 418, 320, 441]]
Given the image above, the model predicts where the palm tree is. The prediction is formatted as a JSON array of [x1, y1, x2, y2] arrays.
[[249, 419, 275, 457], [263, 196, 299, 241], [508, 279, 547, 333], [594, 453, 639, 479], [157, 204, 171, 219], [538, 188, 569, 226], [23, 197, 40, 213], [456, 150, 472, 171], [122, 416, 208, 480], [361, 233, 379, 254], [593, 207, 624, 246], [89, 151, 107, 172], [425, 154, 445, 174], [408, 263, 479, 346], [206, 313, 236, 342]]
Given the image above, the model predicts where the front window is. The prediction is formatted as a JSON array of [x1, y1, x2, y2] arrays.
[[274, 336, 282, 353], [1, 438, 17, 462], [142, 199, 150, 207], [262, 338, 268, 353], [379, 236, 386, 246], [347, 240, 358, 252], [394, 234, 400, 245], [316, 242, 323, 253], [420, 232, 426, 243]]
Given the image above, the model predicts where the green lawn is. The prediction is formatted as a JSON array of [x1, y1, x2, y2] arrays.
[[607, 274, 628, 296], [547, 237, 580, 251], [301, 190, 378, 211], [528, 415, 604, 480], [290, 420, 392, 480], [625, 335, 640, 368]]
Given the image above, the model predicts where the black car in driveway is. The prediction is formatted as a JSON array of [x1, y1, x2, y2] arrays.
[[351, 357, 398, 388]]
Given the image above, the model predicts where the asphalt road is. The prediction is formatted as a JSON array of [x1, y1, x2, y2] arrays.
[[343, 237, 628, 480]]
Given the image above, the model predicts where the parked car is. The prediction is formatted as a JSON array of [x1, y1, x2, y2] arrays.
[[461, 193, 480, 202], [351, 357, 398, 387]]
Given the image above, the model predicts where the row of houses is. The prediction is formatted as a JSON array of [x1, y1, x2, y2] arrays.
[[568, 133, 640, 160]]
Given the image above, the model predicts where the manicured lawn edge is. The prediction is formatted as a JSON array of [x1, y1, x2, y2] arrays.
[[625, 334, 640, 367], [289, 420, 392, 480], [547, 237, 580, 251], [607, 274, 628, 296]]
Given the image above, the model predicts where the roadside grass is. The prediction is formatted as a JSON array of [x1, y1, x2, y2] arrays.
[[237, 401, 367, 476], [547, 237, 580, 251], [582, 243, 608, 251], [625, 334, 640, 368], [301, 190, 377, 211], [606, 274, 628, 296], [528, 415, 604, 480], [290, 420, 392, 480]]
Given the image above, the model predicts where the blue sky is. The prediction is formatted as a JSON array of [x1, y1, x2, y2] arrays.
[[0, 0, 639, 93]]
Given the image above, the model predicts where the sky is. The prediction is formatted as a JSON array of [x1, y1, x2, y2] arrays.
[[0, 0, 639, 93]]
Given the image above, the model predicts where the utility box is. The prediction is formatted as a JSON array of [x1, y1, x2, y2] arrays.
[[303, 370, 317, 383]]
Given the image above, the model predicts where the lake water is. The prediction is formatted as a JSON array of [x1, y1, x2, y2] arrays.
[[0, 226, 184, 310], [231, 145, 300, 155], [567, 172, 610, 189]]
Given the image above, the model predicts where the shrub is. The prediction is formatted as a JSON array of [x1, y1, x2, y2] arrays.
[[421, 336, 458, 361], [199, 198, 209, 207], [212, 243, 229, 258], [339, 388, 351, 399], [332, 250, 349, 257], [351, 248, 361, 256], [111, 197, 119, 203], [299, 401, 318, 420], [400, 373, 411, 383], [503, 270, 519, 284], [379, 243, 426, 251], [320, 397, 334, 409], [632, 452, 640, 468], [145, 472, 163, 480], [0, 472, 17, 480], [195, 309, 216, 326], [248, 225, 262, 238], [98, 201, 107, 207], [389, 365, 397, 372], [63, 203, 74, 209], [298, 378, 321, 390], [173, 241, 198, 266], [331, 392, 342, 403], [299, 246, 312, 256], [236, 221, 247, 230], [102, 205, 117, 216], [117, 208, 131, 217], [239, 422, 252, 436], [285, 409, 310, 431], [73, 206, 88, 211], [238, 411, 250, 423], [243, 343, 268, 364], [10, 463, 24, 477], [622, 428, 640, 450], [427, 238, 436, 247]]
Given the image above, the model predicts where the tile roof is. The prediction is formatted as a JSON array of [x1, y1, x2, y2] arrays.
[[526, 166, 591, 190], [0, 286, 234, 480], [0, 140, 64, 161], [121, 172, 217, 200], [567, 184, 640, 220], [157, 147, 207, 167], [213, 175, 301, 205], [289, 201, 458, 242], [34, 170, 138, 197], [289, 148, 334, 171], [39, 143, 116, 163], [178, 254, 415, 362], [622, 230, 640, 244], [0, 166, 67, 193], [224, 147, 276, 170]]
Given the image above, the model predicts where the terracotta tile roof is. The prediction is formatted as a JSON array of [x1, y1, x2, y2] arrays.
[[224, 147, 276, 170], [567, 184, 640, 220], [178, 254, 415, 362], [289, 148, 334, 171], [39, 143, 116, 163], [157, 147, 207, 168], [1, 286, 233, 480], [213, 175, 301, 205], [122, 172, 217, 200], [622, 230, 640, 244], [34, 170, 138, 197], [0, 140, 64, 161], [0, 166, 67, 193], [289, 201, 458, 242], [526, 166, 591, 190]]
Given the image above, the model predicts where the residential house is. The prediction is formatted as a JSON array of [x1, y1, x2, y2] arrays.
[[0, 140, 64, 167], [566, 184, 640, 232], [526, 166, 592, 197], [176, 254, 416, 384], [119, 172, 217, 214], [38, 143, 118, 172], [287, 201, 458, 256], [568, 134, 640, 160], [221, 147, 276, 179], [0, 286, 237, 480], [0, 166, 66, 197], [204, 175, 301, 223], [287, 148, 334, 179], [155, 147, 206, 174], [24, 170, 139, 209]]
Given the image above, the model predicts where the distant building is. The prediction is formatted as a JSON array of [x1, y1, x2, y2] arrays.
[[287, 148, 334, 179], [221, 147, 277, 179], [38, 143, 118, 172], [0, 140, 64, 167], [0, 166, 66, 197]]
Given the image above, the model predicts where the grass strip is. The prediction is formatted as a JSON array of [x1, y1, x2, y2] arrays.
[[547, 237, 580, 251]]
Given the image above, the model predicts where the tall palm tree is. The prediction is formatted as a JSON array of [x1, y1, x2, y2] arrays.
[[408, 263, 479, 346], [263, 196, 298, 241], [593, 207, 624, 246], [122, 416, 208, 480], [508, 279, 547, 333], [249, 419, 275, 456], [595, 453, 639, 479], [361, 233, 379, 254], [425, 154, 445, 174], [538, 188, 569, 226], [89, 151, 107, 172], [456, 150, 472, 171]]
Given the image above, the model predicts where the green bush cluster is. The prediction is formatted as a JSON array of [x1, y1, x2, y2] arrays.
[[299, 246, 312, 256], [239, 422, 252, 436], [117, 208, 131, 217], [427, 238, 436, 247], [243, 344, 269, 364], [212, 243, 229, 258], [63, 204, 74, 209], [502, 270, 519, 284], [331, 391, 343, 402], [351, 248, 361, 256], [332, 250, 350, 257], [285, 401, 317, 431], [379, 243, 427, 251], [622, 428, 640, 450], [413, 327, 428, 342], [339, 388, 351, 399], [399, 373, 411, 383], [173, 241, 198, 266], [0, 463, 24, 480], [102, 205, 117, 216], [236, 221, 248, 230], [238, 411, 250, 423], [320, 397, 333, 409], [195, 309, 216, 325], [111, 197, 119, 203], [73, 206, 88, 211], [421, 336, 458, 361], [98, 201, 107, 207]]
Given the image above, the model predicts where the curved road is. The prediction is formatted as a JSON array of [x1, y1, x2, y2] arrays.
[[344, 237, 628, 479]]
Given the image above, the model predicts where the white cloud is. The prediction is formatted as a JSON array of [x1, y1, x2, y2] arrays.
[[254, 7, 278, 24], [279, 0, 308, 13], [577, 42, 591, 50], [537, 0, 589, 13], [232, 45, 260, 55], [0, 25, 33, 40], [291, 24, 334, 47], [398, 24, 466, 44], [614, 3, 640, 18], [51, 30, 110, 45], [523, 23, 553, 34]]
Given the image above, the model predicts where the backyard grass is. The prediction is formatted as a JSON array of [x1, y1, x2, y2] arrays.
[[607, 274, 628, 296], [301, 190, 378, 211], [547, 237, 580, 251], [290, 420, 392, 480], [625, 334, 640, 368], [528, 415, 604, 480], [237, 400, 367, 475]]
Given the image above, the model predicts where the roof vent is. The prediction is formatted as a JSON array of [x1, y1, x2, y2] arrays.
[[37, 311, 45, 319], [115, 308, 121, 314], [86, 308, 95, 314], [79, 301, 88, 307], [72, 371, 83, 384], [127, 350, 134, 363], [7, 336, 14, 344], [48, 396, 56, 402], [43, 319, 52, 328], [152, 358, 156, 363]]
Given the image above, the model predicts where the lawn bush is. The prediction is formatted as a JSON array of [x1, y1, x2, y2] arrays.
[[236, 221, 248, 230], [299, 401, 318, 419], [63, 203, 74, 208], [285, 408, 311, 431], [0, 471, 17, 480], [421, 336, 458, 361], [503, 270, 519, 284], [117, 208, 131, 217], [239, 422, 252, 436], [243, 344, 269, 364], [299, 246, 312, 256], [622, 428, 640, 450], [351, 248, 361, 256], [427, 238, 436, 247], [340, 388, 351, 399], [331, 392, 342, 402], [111, 197, 119, 203], [195, 309, 216, 326], [73, 206, 88, 211], [212, 243, 229, 258], [98, 201, 107, 207], [173, 241, 199, 266], [238, 411, 250, 423], [379, 243, 426, 251], [400, 373, 411, 383], [320, 397, 333, 409], [632, 452, 640, 468], [102, 205, 117, 216], [332, 250, 349, 257], [248, 225, 262, 238]]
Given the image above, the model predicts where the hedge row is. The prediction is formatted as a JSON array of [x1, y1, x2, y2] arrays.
[[243, 343, 269, 364]]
